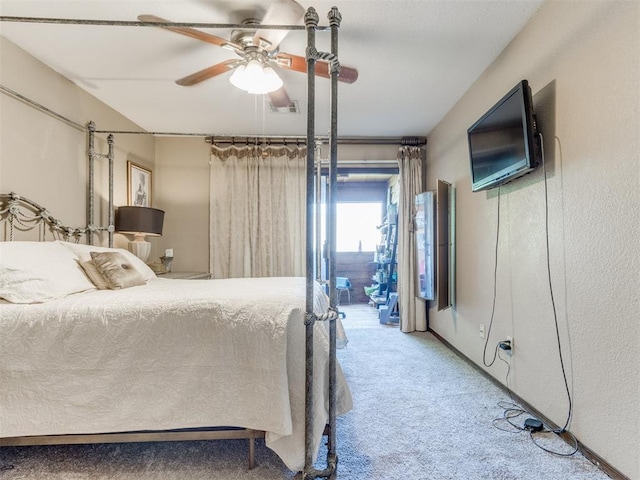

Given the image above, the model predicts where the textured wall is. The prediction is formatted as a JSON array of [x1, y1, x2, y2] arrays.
[[425, 2, 639, 478], [153, 137, 211, 272], [0, 37, 156, 252]]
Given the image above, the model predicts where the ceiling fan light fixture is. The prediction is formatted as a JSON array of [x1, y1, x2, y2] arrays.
[[245, 59, 263, 77], [229, 64, 249, 90], [262, 66, 284, 92], [229, 59, 283, 95]]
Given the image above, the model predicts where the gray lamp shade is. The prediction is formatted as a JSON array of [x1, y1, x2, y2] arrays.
[[115, 206, 164, 236]]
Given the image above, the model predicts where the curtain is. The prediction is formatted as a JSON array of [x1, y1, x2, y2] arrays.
[[397, 146, 427, 332], [209, 145, 306, 279]]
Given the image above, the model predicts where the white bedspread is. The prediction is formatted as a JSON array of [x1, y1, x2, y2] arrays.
[[0, 276, 352, 471]]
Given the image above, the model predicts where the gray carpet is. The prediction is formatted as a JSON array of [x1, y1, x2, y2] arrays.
[[0, 304, 610, 479]]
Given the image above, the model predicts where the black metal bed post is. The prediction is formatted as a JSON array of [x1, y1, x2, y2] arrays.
[[107, 134, 114, 248], [304, 6, 319, 480], [86, 122, 115, 247], [304, 6, 342, 479], [87, 121, 96, 245], [327, 7, 341, 480]]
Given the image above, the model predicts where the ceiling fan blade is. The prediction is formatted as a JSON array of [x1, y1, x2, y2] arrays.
[[175, 60, 239, 86], [276, 53, 359, 84], [253, 0, 305, 52], [316, 62, 359, 84], [138, 14, 242, 51], [268, 87, 292, 108]]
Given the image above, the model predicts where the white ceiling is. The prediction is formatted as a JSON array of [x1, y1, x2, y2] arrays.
[[0, 0, 543, 138]]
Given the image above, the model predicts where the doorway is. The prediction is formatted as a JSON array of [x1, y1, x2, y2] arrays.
[[318, 170, 398, 304]]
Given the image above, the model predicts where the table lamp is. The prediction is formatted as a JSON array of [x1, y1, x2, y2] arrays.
[[115, 206, 164, 262]]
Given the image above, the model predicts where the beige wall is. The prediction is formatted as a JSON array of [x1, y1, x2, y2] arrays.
[[425, 1, 639, 477], [153, 136, 211, 272], [0, 37, 156, 252]]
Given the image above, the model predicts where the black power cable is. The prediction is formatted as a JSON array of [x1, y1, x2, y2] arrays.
[[492, 399, 579, 456], [482, 186, 501, 368], [539, 133, 573, 433], [490, 133, 576, 457], [493, 348, 578, 456]]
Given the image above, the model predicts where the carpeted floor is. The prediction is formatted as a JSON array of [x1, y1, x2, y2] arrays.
[[0, 304, 611, 479]]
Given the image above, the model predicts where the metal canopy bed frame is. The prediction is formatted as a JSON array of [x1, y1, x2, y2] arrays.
[[0, 7, 348, 479]]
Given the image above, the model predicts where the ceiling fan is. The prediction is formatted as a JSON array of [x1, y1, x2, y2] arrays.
[[139, 0, 358, 108]]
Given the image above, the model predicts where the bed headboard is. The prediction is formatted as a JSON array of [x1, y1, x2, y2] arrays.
[[0, 192, 88, 242]]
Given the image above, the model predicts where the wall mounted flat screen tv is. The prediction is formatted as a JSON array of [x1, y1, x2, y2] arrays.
[[467, 80, 540, 192]]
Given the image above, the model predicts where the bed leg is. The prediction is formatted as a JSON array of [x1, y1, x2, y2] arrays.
[[248, 435, 255, 470], [323, 423, 332, 452]]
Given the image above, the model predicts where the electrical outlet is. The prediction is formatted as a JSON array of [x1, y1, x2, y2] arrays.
[[479, 324, 486, 339], [506, 336, 513, 354]]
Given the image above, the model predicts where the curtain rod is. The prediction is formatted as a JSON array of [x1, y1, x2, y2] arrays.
[[93, 131, 426, 146], [207, 136, 426, 146]]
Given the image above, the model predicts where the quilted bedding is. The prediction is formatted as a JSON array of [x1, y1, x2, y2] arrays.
[[0, 276, 352, 471]]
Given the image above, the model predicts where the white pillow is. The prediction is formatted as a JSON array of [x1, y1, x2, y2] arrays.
[[0, 241, 97, 303], [57, 241, 156, 281]]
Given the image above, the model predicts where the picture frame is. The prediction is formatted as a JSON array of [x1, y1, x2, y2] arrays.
[[127, 161, 152, 207]]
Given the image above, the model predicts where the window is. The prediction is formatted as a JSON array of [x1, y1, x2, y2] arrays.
[[320, 202, 383, 252]]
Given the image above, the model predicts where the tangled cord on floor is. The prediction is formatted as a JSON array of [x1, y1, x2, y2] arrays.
[[492, 400, 579, 457]]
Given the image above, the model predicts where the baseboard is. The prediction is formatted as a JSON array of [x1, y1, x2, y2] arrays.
[[427, 328, 629, 480]]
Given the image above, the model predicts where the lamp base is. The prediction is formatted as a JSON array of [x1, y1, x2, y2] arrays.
[[128, 234, 151, 263]]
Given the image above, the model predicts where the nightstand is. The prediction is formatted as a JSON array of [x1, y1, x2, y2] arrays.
[[158, 271, 211, 280]]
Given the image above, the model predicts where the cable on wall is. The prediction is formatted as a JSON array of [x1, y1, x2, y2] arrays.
[[539, 132, 573, 433], [490, 132, 577, 457], [482, 186, 502, 368]]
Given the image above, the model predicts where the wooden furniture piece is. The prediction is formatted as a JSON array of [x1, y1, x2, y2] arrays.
[[0, 428, 264, 470], [436, 179, 455, 311]]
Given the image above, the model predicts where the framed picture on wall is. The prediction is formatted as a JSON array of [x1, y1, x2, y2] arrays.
[[127, 161, 152, 207]]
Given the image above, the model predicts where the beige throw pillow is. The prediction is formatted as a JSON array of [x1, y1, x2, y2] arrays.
[[77, 255, 110, 290], [89, 251, 146, 289], [57, 241, 157, 281]]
